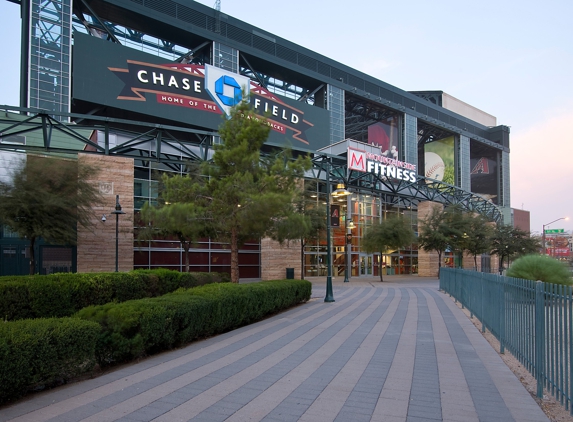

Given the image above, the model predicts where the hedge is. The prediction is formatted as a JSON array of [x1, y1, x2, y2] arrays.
[[75, 279, 312, 366], [0, 269, 230, 321], [0, 317, 100, 403]]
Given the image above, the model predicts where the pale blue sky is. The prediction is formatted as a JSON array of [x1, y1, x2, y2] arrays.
[[1, 0, 572, 233]]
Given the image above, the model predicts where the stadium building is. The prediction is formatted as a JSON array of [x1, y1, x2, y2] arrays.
[[0, 0, 510, 278]]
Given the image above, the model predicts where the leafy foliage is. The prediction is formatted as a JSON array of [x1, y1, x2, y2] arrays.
[[0, 155, 102, 274], [362, 215, 415, 281], [506, 254, 572, 285], [147, 100, 311, 282], [139, 198, 213, 272], [491, 225, 540, 273], [0, 317, 100, 403], [0, 269, 229, 321], [418, 206, 466, 272], [459, 213, 495, 269], [74, 279, 311, 366]]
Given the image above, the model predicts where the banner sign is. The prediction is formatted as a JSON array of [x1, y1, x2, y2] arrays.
[[347, 147, 417, 182], [330, 205, 340, 227], [108, 62, 314, 145]]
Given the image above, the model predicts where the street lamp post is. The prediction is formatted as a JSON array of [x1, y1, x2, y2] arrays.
[[324, 162, 334, 303], [344, 216, 355, 283], [542, 217, 569, 256], [111, 195, 126, 272], [332, 183, 352, 283]]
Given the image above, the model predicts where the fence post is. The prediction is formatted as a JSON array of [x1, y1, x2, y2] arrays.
[[499, 275, 505, 354], [481, 275, 485, 333], [535, 280, 545, 399]]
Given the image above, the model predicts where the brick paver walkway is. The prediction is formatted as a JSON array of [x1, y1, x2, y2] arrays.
[[0, 276, 548, 422]]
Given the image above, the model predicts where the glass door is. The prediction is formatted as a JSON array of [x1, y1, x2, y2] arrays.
[[358, 254, 373, 276]]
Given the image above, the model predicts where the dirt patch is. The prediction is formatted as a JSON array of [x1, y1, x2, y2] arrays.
[[452, 299, 573, 422]]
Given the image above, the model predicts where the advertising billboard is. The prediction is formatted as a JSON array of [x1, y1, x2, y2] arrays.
[[470, 139, 499, 204], [367, 117, 400, 160], [545, 234, 571, 258], [423, 136, 455, 185], [72, 33, 330, 150]]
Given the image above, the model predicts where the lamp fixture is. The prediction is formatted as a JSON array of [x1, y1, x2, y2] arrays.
[[332, 183, 351, 197], [347, 220, 355, 229], [101, 214, 107, 223]]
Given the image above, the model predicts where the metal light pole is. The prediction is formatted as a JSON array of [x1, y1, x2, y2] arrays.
[[111, 195, 126, 272], [344, 202, 354, 283], [324, 160, 334, 303], [332, 183, 352, 283], [542, 217, 568, 256]]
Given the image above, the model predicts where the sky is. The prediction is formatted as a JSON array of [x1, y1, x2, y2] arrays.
[[0, 0, 572, 234]]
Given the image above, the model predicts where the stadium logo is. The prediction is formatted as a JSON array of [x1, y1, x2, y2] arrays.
[[109, 62, 313, 144], [471, 157, 490, 174], [204, 65, 250, 117]]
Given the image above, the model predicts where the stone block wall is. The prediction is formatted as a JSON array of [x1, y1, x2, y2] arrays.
[[417, 201, 443, 277], [260, 238, 301, 280], [77, 154, 134, 272]]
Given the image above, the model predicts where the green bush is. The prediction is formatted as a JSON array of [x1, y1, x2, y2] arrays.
[[75, 279, 311, 366], [0, 318, 100, 403], [0, 270, 229, 321], [507, 254, 573, 285]]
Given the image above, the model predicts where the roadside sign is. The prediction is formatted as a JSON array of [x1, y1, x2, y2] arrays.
[[545, 229, 564, 234]]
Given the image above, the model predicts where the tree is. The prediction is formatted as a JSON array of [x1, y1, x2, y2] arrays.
[[152, 100, 311, 283], [459, 213, 495, 270], [138, 197, 212, 272], [418, 206, 466, 274], [491, 225, 540, 274], [138, 167, 214, 273], [361, 215, 415, 282], [0, 155, 101, 274]]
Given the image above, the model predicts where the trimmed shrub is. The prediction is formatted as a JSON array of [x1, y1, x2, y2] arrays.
[[506, 254, 573, 285], [75, 279, 311, 366], [0, 270, 229, 321], [0, 318, 100, 403]]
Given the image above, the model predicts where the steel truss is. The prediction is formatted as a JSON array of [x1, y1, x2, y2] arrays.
[[0, 107, 501, 222]]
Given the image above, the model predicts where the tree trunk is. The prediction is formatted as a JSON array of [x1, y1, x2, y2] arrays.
[[300, 239, 305, 280], [183, 241, 190, 273], [437, 251, 442, 278], [379, 260, 384, 282], [230, 227, 239, 283], [29, 236, 36, 275]]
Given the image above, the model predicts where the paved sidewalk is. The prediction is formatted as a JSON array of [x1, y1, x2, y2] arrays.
[[0, 276, 548, 422]]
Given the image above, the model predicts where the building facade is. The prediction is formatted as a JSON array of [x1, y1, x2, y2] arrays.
[[0, 0, 510, 277]]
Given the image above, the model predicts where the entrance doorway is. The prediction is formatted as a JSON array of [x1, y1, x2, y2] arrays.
[[351, 254, 373, 276]]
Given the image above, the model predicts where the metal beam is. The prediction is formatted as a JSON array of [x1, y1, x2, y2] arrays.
[[0, 106, 501, 222]]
